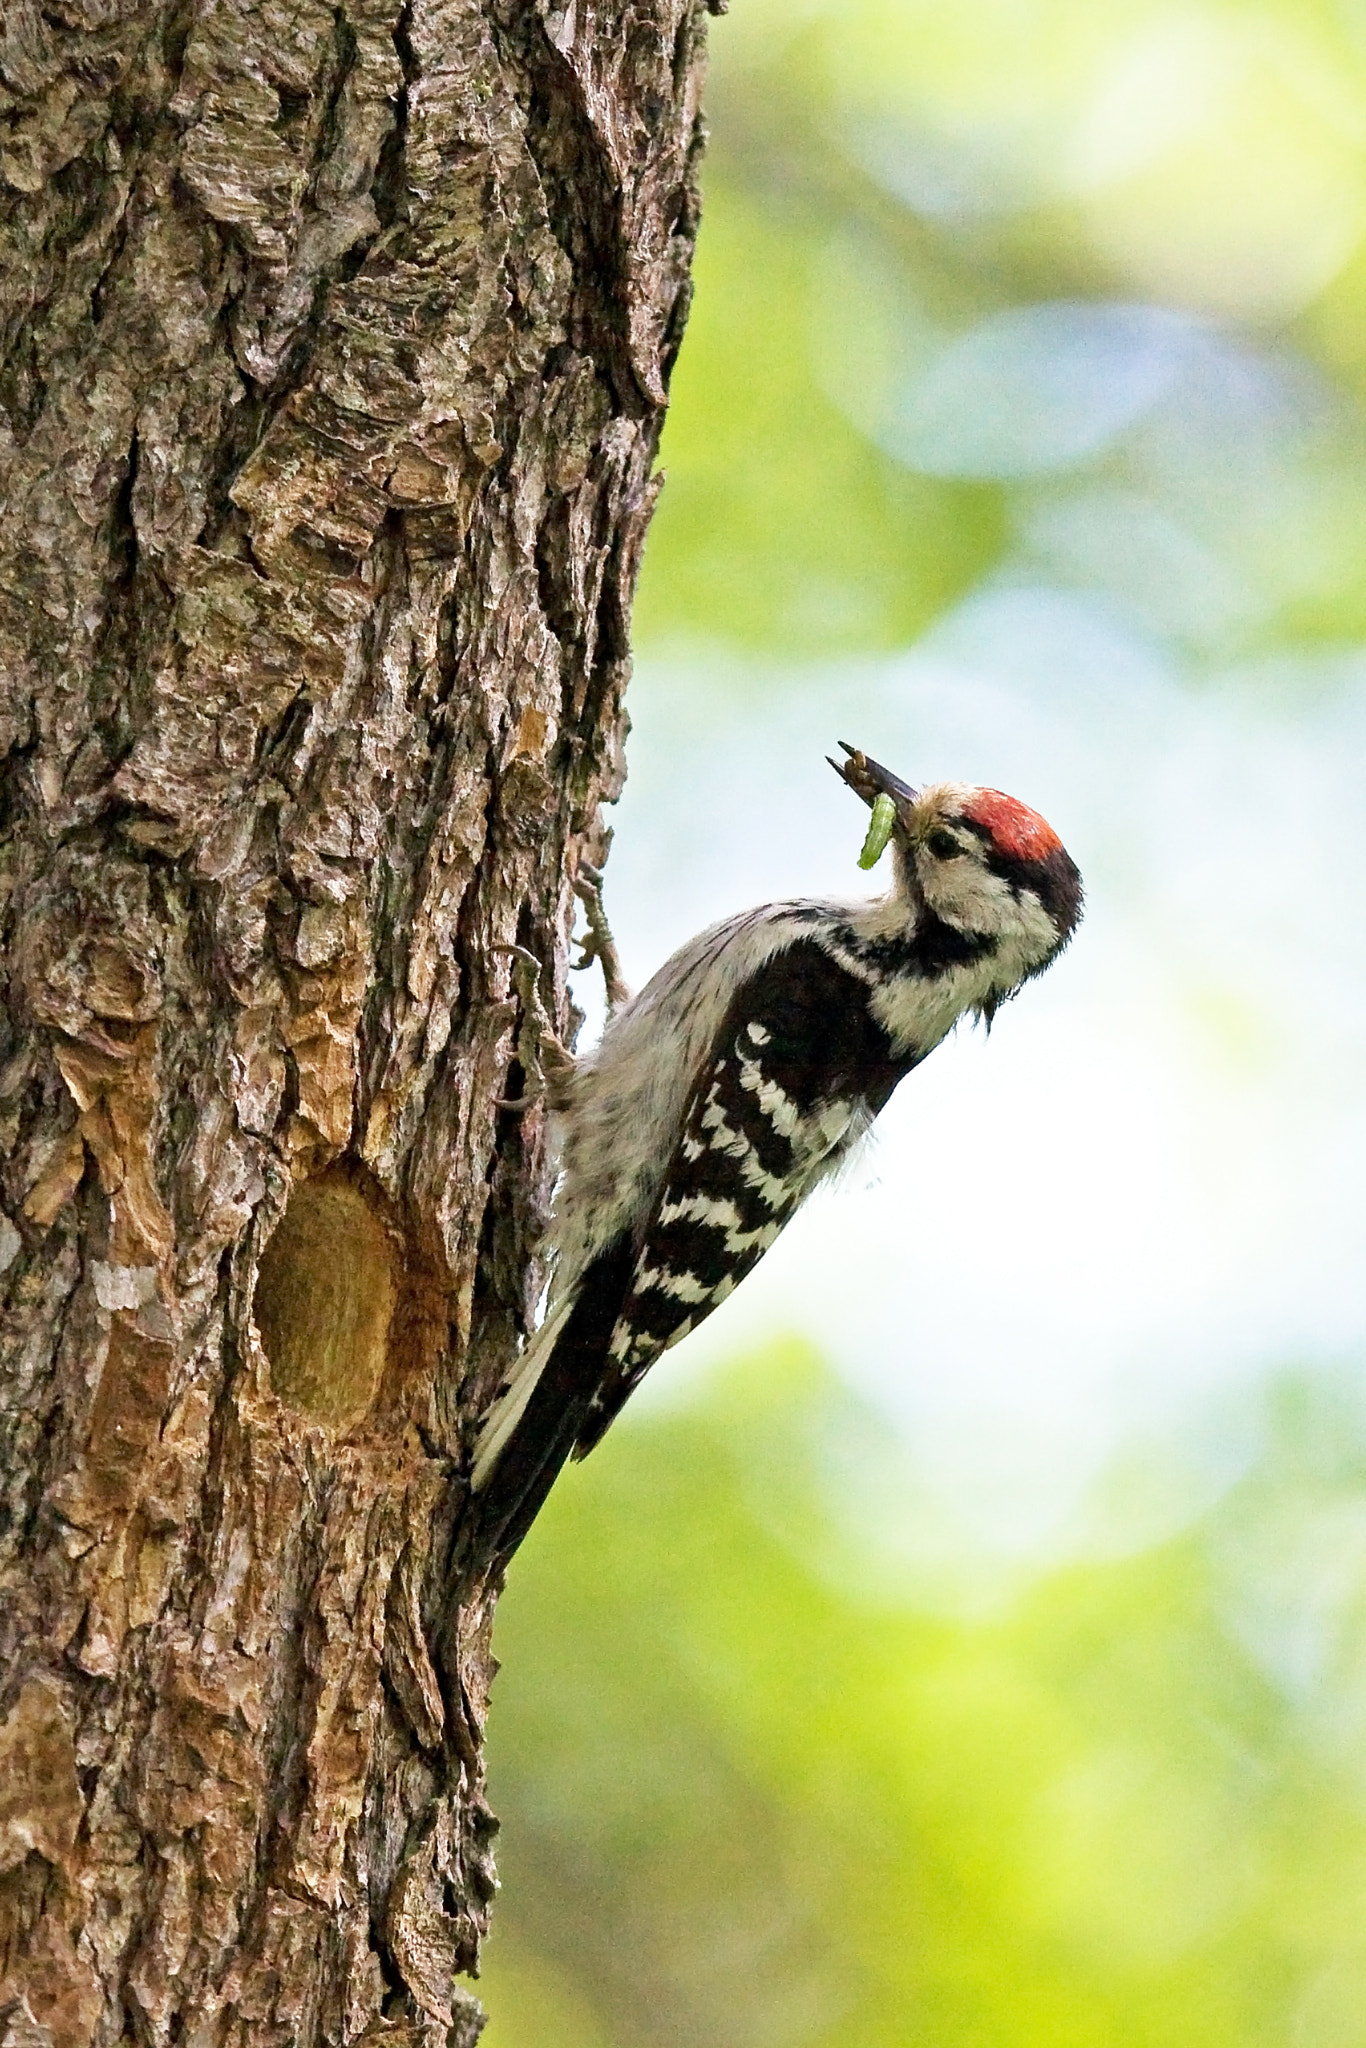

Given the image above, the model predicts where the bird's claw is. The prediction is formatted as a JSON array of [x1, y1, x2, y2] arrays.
[[492, 940, 542, 977], [492, 941, 573, 1110], [571, 866, 631, 1012]]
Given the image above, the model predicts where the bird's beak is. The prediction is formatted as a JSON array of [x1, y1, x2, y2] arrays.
[[828, 743, 920, 813]]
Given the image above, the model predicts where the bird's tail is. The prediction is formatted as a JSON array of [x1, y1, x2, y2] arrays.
[[469, 1292, 576, 1494], [461, 1235, 636, 1574]]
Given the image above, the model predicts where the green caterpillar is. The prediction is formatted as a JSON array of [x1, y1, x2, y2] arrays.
[[857, 792, 897, 870]]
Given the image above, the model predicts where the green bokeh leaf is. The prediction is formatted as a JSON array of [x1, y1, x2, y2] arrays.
[[635, 181, 1004, 654], [481, 1355, 1366, 2048]]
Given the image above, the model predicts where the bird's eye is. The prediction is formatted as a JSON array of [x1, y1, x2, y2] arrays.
[[925, 828, 962, 860]]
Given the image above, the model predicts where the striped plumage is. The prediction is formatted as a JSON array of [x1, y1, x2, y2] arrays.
[[467, 748, 1083, 1570]]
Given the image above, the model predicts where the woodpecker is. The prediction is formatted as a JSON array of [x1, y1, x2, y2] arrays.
[[467, 746, 1082, 1570]]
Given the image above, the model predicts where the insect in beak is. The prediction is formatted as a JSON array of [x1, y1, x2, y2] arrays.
[[827, 741, 920, 812], [829, 744, 921, 872]]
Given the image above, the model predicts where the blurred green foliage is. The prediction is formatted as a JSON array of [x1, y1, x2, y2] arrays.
[[638, 0, 1366, 659], [482, 1352, 1366, 2048], [633, 181, 1005, 651]]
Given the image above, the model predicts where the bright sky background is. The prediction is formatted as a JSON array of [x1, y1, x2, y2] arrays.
[[591, 594, 1366, 1558]]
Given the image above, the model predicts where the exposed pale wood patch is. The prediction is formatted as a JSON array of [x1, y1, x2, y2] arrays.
[[255, 1166, 398, 1424]]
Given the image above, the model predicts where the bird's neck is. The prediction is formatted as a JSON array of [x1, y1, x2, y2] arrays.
[[829, 891, 1006, 1057]]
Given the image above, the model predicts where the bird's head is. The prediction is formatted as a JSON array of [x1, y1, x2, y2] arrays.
[[833, 744, 1083, 982]]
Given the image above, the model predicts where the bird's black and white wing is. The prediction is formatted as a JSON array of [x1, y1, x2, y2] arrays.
[[574, 935, 913, 1451]]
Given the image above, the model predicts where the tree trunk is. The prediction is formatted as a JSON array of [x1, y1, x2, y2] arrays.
[[0, 0, 707, 2037]]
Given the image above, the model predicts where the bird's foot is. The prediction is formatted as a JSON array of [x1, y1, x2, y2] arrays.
[[493, 943, 574, 1110], [571, 863, 631, 1013]]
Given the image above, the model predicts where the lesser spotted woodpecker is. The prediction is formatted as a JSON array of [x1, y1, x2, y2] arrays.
[[468, 746, 1083, 1569]]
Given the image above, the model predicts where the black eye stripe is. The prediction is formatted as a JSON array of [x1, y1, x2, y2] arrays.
[[985, 845, 1085, 936]]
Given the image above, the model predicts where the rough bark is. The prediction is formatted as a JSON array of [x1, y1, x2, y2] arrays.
[[0, 0, 708, 2038]]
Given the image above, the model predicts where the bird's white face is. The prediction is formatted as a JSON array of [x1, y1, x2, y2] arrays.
[[902, 780, 1083, 972]]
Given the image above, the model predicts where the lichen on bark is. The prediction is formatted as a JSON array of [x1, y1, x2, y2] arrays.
[[0, 0, 710, 2037]]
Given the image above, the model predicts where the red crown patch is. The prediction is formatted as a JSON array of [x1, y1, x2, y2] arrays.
[[962, 789, 1062, 862]]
